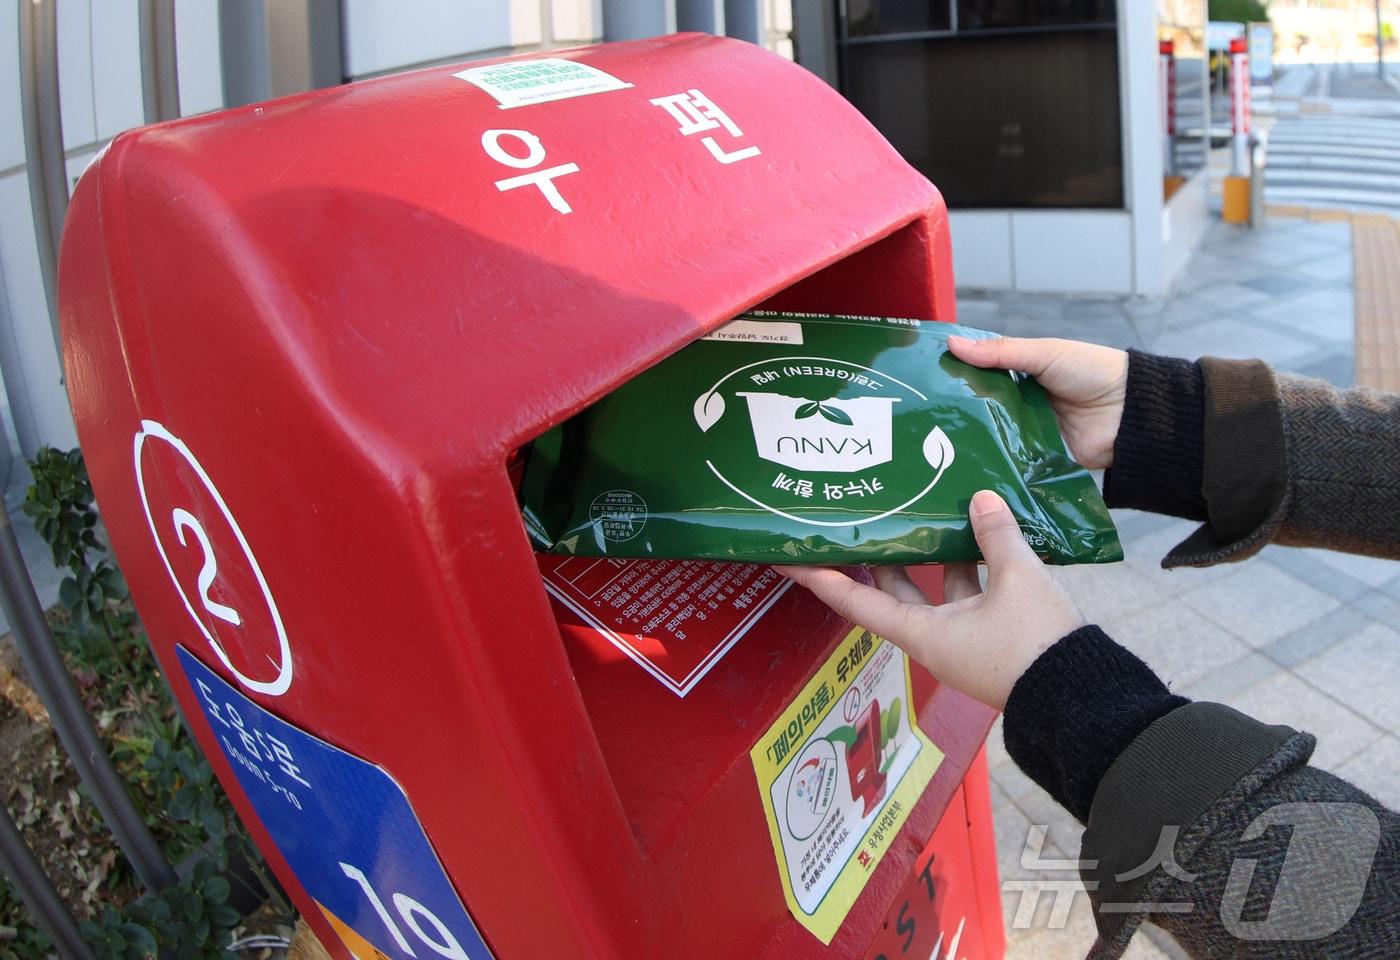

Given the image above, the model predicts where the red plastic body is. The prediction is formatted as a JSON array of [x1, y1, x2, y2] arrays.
[[1159, 40, 1176, 137], [862, 749, 1004, 960], [847, 699, 888, 816], [59, 34, 1000, 958]]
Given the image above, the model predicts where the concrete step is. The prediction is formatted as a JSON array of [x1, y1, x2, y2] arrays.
[[1267, 131, 1400, 150], [1266, 142, 1400, 162], [1264, 185, 1400, 212], [1271, 115, 1400, 131], [1266, 168, 1400, 190], [1266, 154, 1400, 175]]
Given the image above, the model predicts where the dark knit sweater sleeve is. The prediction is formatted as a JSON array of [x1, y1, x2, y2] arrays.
[[1102, 351, 1207, 522], [1002, 625, 1188, 823]]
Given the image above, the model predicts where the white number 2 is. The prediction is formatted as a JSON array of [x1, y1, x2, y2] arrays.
[[340, 862, 470, 959], [171, 508, 242, 626]]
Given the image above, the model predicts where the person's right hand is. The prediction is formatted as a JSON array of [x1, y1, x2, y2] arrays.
[[947, 335, 1128, 470], [777, 490, 1086, 710]]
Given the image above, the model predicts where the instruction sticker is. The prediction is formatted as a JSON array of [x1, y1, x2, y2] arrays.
[[539, 556, 789, 696], [751, 629, 942, 944], [453, 58, 632, 109], [701, 318, 804, 345], [176, 647, 493, 960]]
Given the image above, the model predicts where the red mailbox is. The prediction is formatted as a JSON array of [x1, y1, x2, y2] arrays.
[[60, 33, 1003, 959]]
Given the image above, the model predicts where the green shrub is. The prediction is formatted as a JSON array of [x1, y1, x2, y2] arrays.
[[1209, 0, 1268, 24], [10, 447, 289, 958]]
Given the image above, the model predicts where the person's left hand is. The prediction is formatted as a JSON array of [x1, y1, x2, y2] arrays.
[[776, 490, 1086, 709]]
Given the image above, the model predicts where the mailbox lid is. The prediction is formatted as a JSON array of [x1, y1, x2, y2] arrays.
[[82, 32, 948, 470]]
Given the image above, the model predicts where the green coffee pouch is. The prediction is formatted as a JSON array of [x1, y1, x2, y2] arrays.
[[521, 311, 1122, 566]]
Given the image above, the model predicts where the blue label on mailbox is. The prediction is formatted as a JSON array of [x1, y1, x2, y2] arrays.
[[177, 646, 494, 959]]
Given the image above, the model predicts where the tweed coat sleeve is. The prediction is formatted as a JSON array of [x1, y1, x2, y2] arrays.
[[1003, 629, 1400, 960], [1103, 352, 1400, 566]]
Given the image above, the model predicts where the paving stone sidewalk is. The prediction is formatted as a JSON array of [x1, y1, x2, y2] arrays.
[[960, 214, 1400, 959]]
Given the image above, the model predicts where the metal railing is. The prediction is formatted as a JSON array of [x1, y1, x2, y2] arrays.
[[17, 0, 67, 358], [0, 507, 178, 896], [140, 0, 182, 124], [10, 3, 183, 953], [0, 801, 91, 959]]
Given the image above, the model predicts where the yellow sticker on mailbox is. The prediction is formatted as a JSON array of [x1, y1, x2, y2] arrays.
[[750, 628, 943, 944], [318, 901, 391, 959]]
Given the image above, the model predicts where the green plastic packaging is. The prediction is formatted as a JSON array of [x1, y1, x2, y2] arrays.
[[521, 311, 1122, 565]]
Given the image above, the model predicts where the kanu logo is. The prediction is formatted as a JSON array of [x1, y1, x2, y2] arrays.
[[694, 356, 956, 527], [734, 393, 895, 472]]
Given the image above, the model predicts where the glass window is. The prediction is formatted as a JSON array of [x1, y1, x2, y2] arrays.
[[842, 31, 1122, 208], [845, 0, 954, 38], [837, 3, 1124, 209], [954, 0, 1115, 32]]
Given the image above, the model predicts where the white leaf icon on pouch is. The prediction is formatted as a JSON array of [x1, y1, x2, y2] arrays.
[[922, 426, 955, 472], [694, 391, 726, 432]]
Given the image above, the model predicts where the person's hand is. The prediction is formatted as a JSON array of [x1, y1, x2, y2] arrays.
[[777, 490, 1086, 710], [947, 335, 1127, 470]]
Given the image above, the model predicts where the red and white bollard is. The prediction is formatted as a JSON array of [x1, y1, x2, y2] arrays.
[[1160, 39, 1177, 176], [1230, 37, 1251, 177]]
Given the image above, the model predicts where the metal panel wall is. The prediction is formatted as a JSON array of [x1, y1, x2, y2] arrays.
[[218, 0, 341, 107], [0, 0, 223, 473]]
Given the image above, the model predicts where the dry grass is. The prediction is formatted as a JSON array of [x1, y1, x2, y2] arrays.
[[287, 919, 334, 960]]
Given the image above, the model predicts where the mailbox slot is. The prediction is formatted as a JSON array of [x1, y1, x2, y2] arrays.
[[508, 223, 952, 861]]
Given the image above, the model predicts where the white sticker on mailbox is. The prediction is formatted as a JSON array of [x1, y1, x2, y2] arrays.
[[454, 58, 632, 109]]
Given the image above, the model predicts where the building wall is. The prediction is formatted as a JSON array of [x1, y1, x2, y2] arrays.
[[806, 0, 1210, 297], [4, 1, 793, 478], [948, 210, 1137, 293], [1156, 0, 1213, 294], [0, 0, 226, 471], [946, 0, 1188, 297], [341, 0, 604, 80]]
